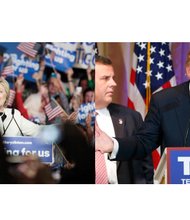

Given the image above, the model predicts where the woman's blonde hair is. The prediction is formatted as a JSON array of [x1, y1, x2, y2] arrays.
[[0, 78, 10, 107]]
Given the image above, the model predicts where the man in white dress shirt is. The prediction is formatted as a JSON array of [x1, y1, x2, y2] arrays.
[[95, 55, 153, 184]]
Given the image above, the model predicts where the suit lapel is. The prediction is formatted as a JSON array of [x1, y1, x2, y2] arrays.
[[108, 104, 126, 138], [111, 115, 126, 138], [0, 116, 3, 135]]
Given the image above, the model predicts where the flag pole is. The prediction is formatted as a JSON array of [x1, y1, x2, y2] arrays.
[[145, 42, 151, 113]]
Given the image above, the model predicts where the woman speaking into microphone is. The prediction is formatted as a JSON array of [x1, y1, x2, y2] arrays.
[[0, 78, 41, 136]]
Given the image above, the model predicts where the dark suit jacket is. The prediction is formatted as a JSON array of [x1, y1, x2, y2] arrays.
[[115, 80, 190, 161], [108, 103, 154, 184]]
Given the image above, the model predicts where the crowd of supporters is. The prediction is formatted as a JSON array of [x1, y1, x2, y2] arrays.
[[0, 43, 95, 184]]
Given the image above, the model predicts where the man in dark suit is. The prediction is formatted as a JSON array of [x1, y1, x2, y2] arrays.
[[96, 69, 190, 162], [95, 55, 153, 184]]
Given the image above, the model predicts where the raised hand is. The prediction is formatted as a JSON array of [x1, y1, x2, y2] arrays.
[[85, 113, 92, 128], [15, 73, 24, 92], [66, 68, 74, 80]]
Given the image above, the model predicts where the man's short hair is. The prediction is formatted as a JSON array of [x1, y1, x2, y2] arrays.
[[95, 55, 112, 65]]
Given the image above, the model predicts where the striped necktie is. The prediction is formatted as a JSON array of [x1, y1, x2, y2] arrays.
[[95, 112, 108, 184]]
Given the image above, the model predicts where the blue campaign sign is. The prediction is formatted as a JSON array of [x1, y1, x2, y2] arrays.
[[0, 43, 40, 82], [74, 42, 95, 69], [45, 43, 76, 72], [167, 147, 190, 184], [45, 42, 95, 72], [3, 136, 53, 163], [77, 102, 95, 126]]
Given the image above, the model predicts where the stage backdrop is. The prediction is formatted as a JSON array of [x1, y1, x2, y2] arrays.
[[98, 42, 190, 106]]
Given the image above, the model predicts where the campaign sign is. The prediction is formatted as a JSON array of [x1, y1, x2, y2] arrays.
[[77, 102, 95, 126], [167, 147, 190, 184], [45, 42, 95, 71], [0, 43, 40, 82], [45, 43, 76, 72], [3, 136, 53, 164], [73, 42, 95, 69]]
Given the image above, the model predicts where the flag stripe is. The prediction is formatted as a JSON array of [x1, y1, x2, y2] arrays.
[[17, 43, 38, 58], [1, 57, 14, 76], [1, 66, 13, 76], [44, 102, 63, 121]]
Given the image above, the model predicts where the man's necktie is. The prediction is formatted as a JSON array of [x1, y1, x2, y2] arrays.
[[95, 112, 108, 184], [95, 151, 108, 184]]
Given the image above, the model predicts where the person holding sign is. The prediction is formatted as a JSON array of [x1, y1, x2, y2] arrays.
[[0, 77, 41, 136], [95, 55, 153, 184]]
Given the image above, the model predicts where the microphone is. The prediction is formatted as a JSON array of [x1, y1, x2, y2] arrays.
[[0, 112, 7, 135], [11, 108, 24, 136], [184, 118, 190, 147], [1, 113, 7, 122], [2, 111, 14, 136]]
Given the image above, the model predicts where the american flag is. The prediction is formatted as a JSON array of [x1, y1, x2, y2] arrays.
[[1, 57, 14, 77], [44, 98, 64, 121], [7, 89, 16, 107], [128, 42, 176, 169], [17, 42, 40, 58]]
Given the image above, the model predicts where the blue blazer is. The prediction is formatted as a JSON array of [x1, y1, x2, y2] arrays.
[[115, 80, 190, 161]]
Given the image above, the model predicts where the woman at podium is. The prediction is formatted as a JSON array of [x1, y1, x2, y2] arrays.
[[0, 78, 41, 136]]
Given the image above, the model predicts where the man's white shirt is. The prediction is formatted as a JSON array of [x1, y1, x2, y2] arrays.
[[96, 108, 118, 184]]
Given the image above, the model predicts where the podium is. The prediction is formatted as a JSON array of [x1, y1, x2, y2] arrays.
[[154, 147, 190, 184]]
